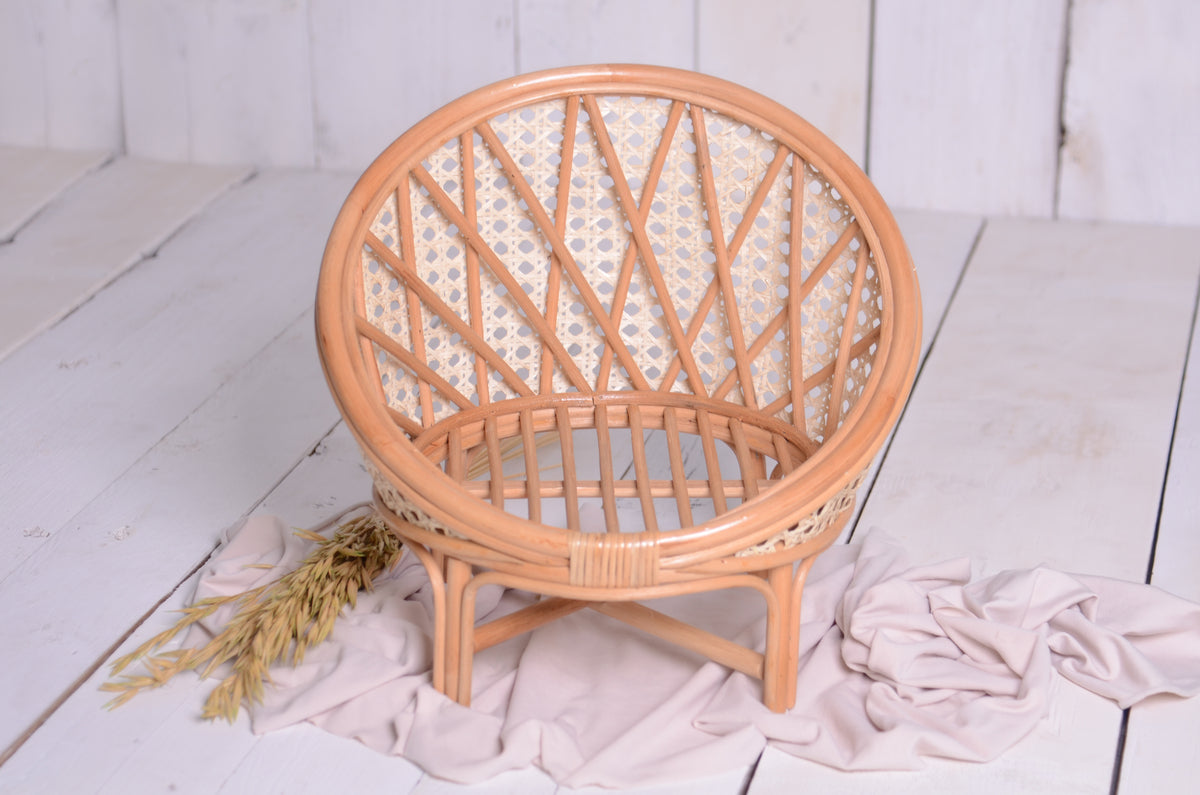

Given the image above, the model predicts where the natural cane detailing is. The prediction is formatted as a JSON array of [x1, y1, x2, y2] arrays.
[[569, 531, 661, 588], [315, 65, 922, 712], [738, 470, 868, 557]]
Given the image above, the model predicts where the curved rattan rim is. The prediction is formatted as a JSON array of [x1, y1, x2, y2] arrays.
[[316, 63, 921, 565]]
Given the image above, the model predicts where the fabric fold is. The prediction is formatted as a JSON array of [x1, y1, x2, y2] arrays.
[[179, 516, 1200, 786]]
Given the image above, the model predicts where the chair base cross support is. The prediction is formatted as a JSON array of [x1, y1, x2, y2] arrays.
[[406, 537, 823, 714]]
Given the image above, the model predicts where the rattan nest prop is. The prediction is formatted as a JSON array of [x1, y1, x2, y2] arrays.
[[316, 65, 921, 712]]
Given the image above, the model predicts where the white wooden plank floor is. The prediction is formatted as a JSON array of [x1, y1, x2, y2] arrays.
[[0, 146, 110, 242], [0, 155, 251, 359], [1, 150, 1197, 794]]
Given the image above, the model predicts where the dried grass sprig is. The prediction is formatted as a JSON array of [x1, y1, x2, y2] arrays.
[[465, 430, 560, 480], [101, 512, 402, 722]]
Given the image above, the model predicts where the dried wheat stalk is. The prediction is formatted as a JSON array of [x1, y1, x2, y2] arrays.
[[102, 434, 548, 721], [101, 512, 403, 722]]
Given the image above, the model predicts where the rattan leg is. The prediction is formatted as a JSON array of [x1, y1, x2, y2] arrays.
[[403, 540, 448, 693], [458, 577, 484, 709], [444, 557, 472, 704], [786, 556, 818, 710], [763, 564, 792, 712]]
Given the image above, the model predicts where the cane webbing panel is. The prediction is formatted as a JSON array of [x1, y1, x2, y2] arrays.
[[359, 95, 882, 445]]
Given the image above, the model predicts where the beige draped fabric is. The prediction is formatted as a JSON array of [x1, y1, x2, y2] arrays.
[[183, 515, 1200, 788]]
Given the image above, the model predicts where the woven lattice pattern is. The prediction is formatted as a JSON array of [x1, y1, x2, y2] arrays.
[[736, 468, 868, 556], [358, 94, 883, 442], [320, 68, 921, 714]]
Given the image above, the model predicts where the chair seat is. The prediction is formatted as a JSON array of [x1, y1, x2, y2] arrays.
[[370, 388, 867, 581]]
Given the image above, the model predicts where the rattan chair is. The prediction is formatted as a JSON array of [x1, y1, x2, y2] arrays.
[[316, 65, 920, 712]]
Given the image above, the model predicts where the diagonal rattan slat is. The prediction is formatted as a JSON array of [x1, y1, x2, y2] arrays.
[[316, 65, 921, 712]]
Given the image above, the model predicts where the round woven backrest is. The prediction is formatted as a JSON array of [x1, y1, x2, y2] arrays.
[[317, 66, 920, 558]]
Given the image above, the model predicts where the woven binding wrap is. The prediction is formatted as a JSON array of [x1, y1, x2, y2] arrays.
[[569, 531, 661, 587], [736, 469, 867, 556]]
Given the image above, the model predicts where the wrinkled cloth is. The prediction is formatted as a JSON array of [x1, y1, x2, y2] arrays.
[[188, 514, 1200, 788]]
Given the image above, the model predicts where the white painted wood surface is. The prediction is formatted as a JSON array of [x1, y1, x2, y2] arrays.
[[518, 0, 694, 73], [1118, 285, 1200, 792], [1058, 0, 1200, 226], [114, 0, 192, 163], [749, 217, 1200, 794], [0, 0, 45, 146], [309, 0, 516, 172], [0, 426, 427, 793], [118, 0, 315, 166], [411, 767, 558, 795], [0, 0, 122, 151], [868, 0, 1067, 216], [1, 155, 1198, 793], [0, 146, 110, 242], [3, 1, 1198, 226], [0, 168, 345, 586], [857, 218, 1198, 577], [698, 0, 870, 165], [0, 169, 356, 761], [0, 157, 250, 359], [0, 310, 339, 772], [842, 209, 982, 535]]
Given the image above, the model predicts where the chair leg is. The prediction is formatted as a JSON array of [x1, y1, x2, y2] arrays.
[[458, 577, 486, 709], [785, 556, 818, 710], [762, 564, 791, 712], [444, 557, 471, 704], [419, 549, 816, 712], [404, 542, 447, 694]]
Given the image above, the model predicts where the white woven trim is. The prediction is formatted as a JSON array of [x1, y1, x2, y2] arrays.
[[366, 459, 460, 538], [735, 469, 867, 557]]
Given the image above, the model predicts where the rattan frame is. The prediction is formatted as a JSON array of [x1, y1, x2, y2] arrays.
[[316, 64, 921, 712]]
